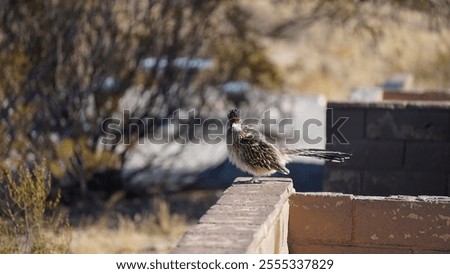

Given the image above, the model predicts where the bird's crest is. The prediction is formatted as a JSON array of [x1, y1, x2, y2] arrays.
[[228, 109, 241, 120], [228, 109, 241, 123]]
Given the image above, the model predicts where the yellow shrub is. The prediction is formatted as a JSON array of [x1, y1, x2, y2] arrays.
[[0, 161, 71, 253]]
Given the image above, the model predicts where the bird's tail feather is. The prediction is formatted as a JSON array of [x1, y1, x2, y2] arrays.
[[282, 148, 351, 163]]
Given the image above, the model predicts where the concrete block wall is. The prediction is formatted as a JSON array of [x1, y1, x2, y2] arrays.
[[289, 192, 450, 253], [383, 90, 450, 101], [172, 177, 294, 254], [324, 101, 450, 196]]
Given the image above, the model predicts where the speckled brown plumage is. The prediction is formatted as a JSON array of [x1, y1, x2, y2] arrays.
[[226, 109, 351, 183]]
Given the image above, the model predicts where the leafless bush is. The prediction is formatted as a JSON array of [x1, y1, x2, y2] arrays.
[[0, 1, 218, 194]]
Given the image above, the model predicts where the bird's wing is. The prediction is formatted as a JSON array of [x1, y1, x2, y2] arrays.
[[238, 130, 289, 174], [239, 125, 263, 146]]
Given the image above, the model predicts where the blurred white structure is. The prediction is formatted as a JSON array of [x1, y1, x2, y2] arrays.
[[349, 86, 383, 102]]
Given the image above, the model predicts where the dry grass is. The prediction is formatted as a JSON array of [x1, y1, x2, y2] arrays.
[[70, 211, 190, 254], [69, 190, 222, 253]]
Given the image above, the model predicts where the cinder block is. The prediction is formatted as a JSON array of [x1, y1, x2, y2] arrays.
[[366, 109, 449, 141], [248, 196, 291, 254], [326, 140, 404, 170], [249, 220, 277, 254], [176, 230, 255, 249], [199, 212, 269, 225], [323, 168, 361, 194], [174, 223, 261, 252], [353, 196, 450, 250], [288, 193, 353, 245], [186, 223, 260, 235], [206, 204, 276, 216], [215, 194, 283, 207], [214, 178, 293, 209], [404, 142, 450, 171], [289, 244, 412, 254], [171, 246, 245, 254], [199, 205, 278, 226], [277, 202, 290, 253], [225, 179, 294, 199], [362, 171, 447, 196], [326, 108, 365, 141]]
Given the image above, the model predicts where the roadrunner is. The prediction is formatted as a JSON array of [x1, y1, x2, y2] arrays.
[[226, 109, 351, 183]]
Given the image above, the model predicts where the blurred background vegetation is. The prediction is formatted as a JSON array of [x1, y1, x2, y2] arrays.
[[0, 0, 449, 253]]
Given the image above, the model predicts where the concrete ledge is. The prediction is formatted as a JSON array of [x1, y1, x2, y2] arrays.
[[289, 193, 450, 253], [172, 177, 295, 254], [382, 90, 450, 101]]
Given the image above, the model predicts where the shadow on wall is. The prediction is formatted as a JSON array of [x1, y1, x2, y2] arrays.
[[194, 161, 324, 192]]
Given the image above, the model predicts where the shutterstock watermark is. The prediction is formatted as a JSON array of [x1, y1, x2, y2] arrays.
[[100, 109, 349, 146]]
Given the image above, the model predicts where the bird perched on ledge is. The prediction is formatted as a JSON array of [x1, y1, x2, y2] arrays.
[[226, 109, 351, 183]]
